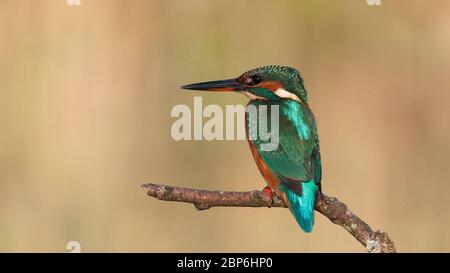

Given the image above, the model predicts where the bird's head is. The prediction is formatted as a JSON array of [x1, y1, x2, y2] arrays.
[[182, 65, 308, 104]]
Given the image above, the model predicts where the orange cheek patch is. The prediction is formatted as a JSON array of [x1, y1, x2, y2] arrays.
[[257, 81, 284, 92]]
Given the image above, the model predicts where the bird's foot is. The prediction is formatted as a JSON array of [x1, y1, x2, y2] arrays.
[[262, 186, 274, 207]]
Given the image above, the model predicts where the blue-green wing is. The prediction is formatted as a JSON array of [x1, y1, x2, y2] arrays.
[[251, 101, 321, 195], [247, 100, 322, 232]]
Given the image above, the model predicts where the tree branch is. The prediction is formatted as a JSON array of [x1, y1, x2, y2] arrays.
[[141, 183, 396, 253]]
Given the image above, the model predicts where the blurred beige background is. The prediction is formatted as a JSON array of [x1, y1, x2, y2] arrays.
[[0, 0, 449, 252]]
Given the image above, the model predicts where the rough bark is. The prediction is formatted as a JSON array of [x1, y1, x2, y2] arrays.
[[141, 182, 396, 253]]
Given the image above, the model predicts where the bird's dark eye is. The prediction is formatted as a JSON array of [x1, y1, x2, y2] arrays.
[[240, 74, 262, 86], [250, 75, 262, 85], [243, 77, 254, 85]]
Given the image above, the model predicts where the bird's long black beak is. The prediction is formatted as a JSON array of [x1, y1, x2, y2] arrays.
[[182, 78, 246, 92]]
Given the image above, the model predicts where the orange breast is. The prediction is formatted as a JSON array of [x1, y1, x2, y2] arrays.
[[247, 140, 281, 194]]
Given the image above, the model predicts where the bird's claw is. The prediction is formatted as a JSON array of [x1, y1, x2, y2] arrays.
[[262, 186, 274, 207]]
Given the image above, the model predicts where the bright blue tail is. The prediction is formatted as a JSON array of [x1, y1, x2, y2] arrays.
[[280, 181, 317, 233]]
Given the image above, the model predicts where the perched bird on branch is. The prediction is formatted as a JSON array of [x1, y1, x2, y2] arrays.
[[182, 65, 322, 233]]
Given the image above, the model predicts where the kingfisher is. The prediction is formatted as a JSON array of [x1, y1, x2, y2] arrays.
[[182, 65, 322, 233]]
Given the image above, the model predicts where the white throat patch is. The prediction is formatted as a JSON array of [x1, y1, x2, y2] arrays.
[[274, 88, 303, 103], [241, 91, 268, 101]]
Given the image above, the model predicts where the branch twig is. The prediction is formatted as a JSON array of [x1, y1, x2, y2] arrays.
[[141, 183, 396, 253]]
